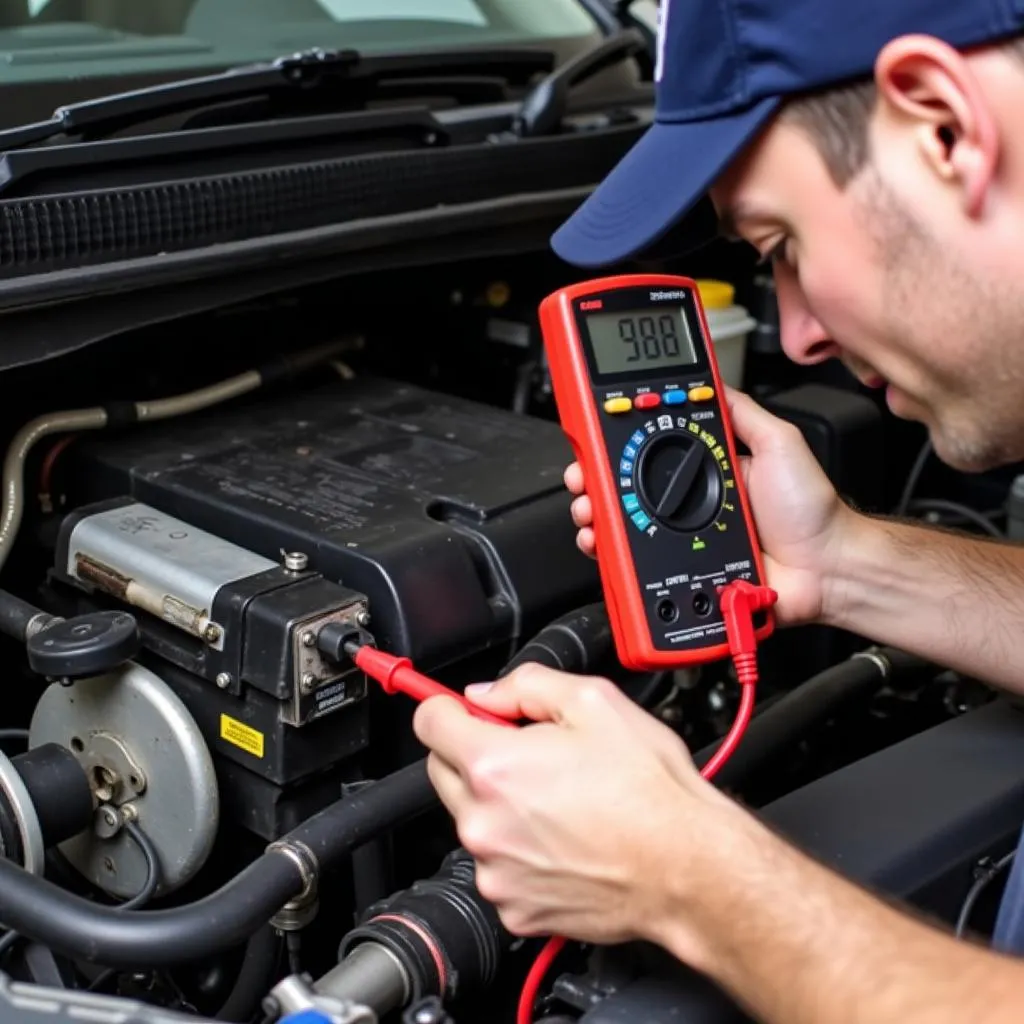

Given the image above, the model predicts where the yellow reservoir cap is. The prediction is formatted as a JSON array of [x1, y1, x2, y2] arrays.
[[696, 279, 735, 309]]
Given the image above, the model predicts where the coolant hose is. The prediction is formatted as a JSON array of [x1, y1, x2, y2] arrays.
[[215, 925, 281, 1023], [0, 759, 435, 968], [501, 602, 612, 675], [692, 646, 931, 788], [0, 589, 57, 642]]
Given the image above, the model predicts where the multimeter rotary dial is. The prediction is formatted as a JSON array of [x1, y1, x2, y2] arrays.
[[635, 431, 723, 533]]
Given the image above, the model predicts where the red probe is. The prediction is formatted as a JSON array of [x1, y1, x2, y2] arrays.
[[346, 578, 777, 1024], [347, 642, 515, 728]]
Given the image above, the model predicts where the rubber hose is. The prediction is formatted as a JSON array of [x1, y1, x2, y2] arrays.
[[215, 925, 281, 1023], [0, 760, 435, 968], [0, 589, 54, 643], [693, 647, 931, 788], [501, 602, 612, 675]]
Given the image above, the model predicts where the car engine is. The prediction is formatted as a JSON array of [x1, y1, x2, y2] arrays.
[[0, 251, 1016, 1024]]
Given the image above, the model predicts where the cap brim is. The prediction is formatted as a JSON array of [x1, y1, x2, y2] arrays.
[[550, 96, 780, 268]]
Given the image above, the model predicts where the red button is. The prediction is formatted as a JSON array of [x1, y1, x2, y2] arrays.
[[634, 393, 661, 409]]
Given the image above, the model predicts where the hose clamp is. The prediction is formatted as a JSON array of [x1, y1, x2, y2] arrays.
[[267, 839, 319, 932], [850, 647, 891, 679]]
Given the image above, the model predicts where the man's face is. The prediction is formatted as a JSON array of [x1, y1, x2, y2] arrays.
[[708, 65, 1024, 472]]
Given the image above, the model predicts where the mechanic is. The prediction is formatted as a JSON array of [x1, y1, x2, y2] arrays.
[[413, 1, 1024, 1020]]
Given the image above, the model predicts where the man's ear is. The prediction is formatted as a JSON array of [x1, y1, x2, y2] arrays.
[[874, 34, 999, 218]]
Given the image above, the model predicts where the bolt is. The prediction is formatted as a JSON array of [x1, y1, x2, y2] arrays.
[[301, 672, 317, 693], [92, 765, 120, 803], [284, 551, 309, 572], [120, 803, 138, 822], [301, 631, 316, 647], [216, 672, 232, 689], [204, 623, 222, 643], [356, 609, 370, 627], [103, 807, 118, 827]]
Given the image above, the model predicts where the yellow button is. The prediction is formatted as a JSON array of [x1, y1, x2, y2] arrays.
[[688, 386, 715, 402], [603, 397, 632, 414]]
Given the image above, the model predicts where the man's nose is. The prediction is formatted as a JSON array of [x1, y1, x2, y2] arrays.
[[774, 267, 838, 366]]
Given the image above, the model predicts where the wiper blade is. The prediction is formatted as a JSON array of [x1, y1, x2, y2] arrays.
[[0, 45, 555, 151]]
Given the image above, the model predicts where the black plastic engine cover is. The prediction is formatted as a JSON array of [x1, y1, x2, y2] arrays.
[[68, 375, 599, 670]]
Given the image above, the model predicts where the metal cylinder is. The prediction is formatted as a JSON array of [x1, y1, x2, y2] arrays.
[[11, 743, 93, 847], [316, 943, 410, 1016]]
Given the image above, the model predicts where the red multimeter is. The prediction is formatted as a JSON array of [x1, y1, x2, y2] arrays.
[[539, 274, 774, 671]]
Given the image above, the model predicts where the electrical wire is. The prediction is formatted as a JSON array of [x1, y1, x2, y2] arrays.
[[895, 439, 932, 516], [907, 499, 1003, 539], [514, 684, 757, 1024], [956, 851, 1015, 939], [117, 820, 162, 911], [37, 434, 77, 512], [0, 729, 28, 742]]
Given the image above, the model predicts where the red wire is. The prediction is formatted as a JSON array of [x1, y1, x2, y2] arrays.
[[516, 935, 567, 1024], [515, 679, 758, 1024], [38, 434, 77, 501], [699, 682, 756, 781]]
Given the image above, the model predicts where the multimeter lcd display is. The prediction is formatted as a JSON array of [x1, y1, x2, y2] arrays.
[[584, 306, 699, 376]]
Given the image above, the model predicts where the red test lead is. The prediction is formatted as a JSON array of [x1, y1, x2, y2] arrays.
[[516, 579, 777, 1024], [719, 579, 778, 686], [348, 642, 515, 729]]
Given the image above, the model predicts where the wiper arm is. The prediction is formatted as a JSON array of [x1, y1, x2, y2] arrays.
[[514, 28, 646, 137], [0, 46, 556, 151]]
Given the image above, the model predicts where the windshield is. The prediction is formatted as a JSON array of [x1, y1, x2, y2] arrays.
[[0, 1, 600, 83]]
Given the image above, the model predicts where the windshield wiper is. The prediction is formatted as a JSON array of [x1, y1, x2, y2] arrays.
[[514, 28, 647, 137], [0, 46, 556, 152]]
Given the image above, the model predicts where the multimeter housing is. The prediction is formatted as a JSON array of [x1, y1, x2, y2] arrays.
[[539, 273, 774, 671]]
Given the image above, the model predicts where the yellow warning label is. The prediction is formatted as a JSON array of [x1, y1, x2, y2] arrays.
[[220, 714, 264, 758]]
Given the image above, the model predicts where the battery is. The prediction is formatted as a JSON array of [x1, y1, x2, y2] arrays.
[[65, 374, 599, 671]]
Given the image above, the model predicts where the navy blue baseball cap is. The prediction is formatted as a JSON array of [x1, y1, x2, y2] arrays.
[[551, 0, 1024, 268]]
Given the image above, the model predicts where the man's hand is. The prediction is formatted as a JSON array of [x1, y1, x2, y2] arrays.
[[566, 387, 853, 626], [411, 663, 737, 963]]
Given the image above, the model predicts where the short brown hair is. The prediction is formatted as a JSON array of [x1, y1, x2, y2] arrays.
[[780, 34, 1024, 185]]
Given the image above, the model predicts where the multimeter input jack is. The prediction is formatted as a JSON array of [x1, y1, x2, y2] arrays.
[[656, 599, 678, 624], [692, 592, 713, 617]]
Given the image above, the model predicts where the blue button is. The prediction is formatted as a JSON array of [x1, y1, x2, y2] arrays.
[[631, 510, 652, 530], [622, 493, 640, 513], [623, 443, 637, 459], [620, 459, 634, 474], [631, 430, 646, 446], [663, 391, 687, 405]]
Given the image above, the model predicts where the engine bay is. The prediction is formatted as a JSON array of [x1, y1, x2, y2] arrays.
[[0, 250, 1016, 1024]]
